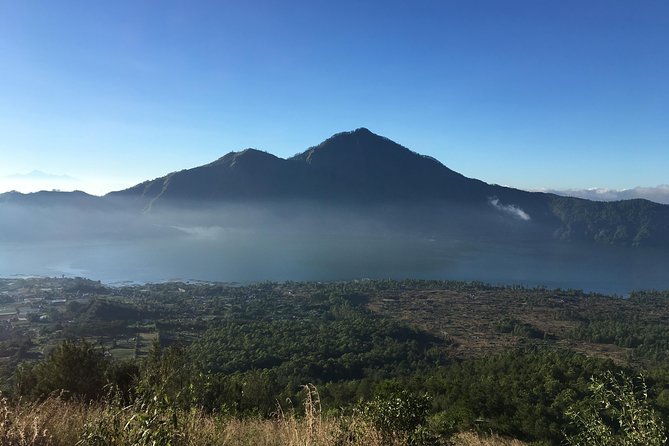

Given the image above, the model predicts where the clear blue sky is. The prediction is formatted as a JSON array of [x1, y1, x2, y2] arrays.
[[0, 0, 667, 195]]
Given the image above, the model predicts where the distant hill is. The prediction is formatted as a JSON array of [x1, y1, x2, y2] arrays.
[[548, 185, 669, 205], [0, 190, 111, 209], [3, 128, 669, 247]]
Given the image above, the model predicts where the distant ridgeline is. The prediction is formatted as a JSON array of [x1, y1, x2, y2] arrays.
[[2, 128, 669, 247]]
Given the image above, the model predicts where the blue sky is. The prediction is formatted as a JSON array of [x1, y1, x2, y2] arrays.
[[0, 0, 667, 195]]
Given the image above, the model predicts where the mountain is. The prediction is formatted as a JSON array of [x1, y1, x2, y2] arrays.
[[0, 190, 108, 208], [3, 128, 669, 247], [110, 128, 534, 206], [109, 148, 300, 207], [547, 185, 669, 205]]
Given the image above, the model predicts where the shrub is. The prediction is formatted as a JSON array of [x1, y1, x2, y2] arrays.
[[360, 388, 432, 444], [15, 339, 110, 401], [565, 371, 667, 446]]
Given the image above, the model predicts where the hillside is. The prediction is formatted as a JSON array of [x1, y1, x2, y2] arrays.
[[2, 277, 669, 444], [2, 128, 669, 247], [105, 128, 669, 246], [108, 128, 494, 206]]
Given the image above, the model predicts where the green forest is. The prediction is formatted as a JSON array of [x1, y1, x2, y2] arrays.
[[1, 277, 668, 445]]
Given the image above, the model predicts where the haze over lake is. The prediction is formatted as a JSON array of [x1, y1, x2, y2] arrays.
[[3, 129, 669, 295], [3, 231, 667, 295]]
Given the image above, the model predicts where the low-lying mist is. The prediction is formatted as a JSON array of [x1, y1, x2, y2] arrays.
[[1, 200, 667, 294]]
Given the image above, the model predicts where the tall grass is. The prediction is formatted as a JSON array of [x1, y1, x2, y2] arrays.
[[0, 394, 87, 446], [0, 389, 526, 446]]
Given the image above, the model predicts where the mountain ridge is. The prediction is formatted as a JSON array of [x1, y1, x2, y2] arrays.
[[108, 128, 499, 207], [3, 128, 669, 247]]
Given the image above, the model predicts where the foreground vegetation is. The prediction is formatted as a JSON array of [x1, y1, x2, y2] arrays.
[[0, 387, 530, 446], [0, 370, 664, 445], [1, 277, 669, 444]]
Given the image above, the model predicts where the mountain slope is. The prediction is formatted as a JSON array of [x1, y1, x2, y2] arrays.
[[106, 128, 669, 246], [109, 128, 526, 206], [0, 190, 110, 209], [110, 149, 301, 209], [287, 128, 491, 202], [550, 196, 669, 245], [2, 128, 668, 247]]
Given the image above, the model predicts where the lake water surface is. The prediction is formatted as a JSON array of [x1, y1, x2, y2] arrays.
[[2, 234, 667, 294]]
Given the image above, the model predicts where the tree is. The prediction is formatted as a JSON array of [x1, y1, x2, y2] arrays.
[[565, 371, 667, 446], [361, 387, 431, 438], [135, 341, 207, 410], [16, 339, 110, 400]]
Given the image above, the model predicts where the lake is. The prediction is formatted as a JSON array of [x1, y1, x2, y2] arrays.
[[2, 232, 667, 294]]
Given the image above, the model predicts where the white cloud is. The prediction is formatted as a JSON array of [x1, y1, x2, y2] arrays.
[[5, 170, 77, 181], [171, 225, 228, 239], [489, 197, 531, 221], [540, 185, 669, 205]]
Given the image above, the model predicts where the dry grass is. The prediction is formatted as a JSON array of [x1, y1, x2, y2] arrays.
[[0, 388, 525, 446], [0, 395, 88, 446], [448, 432, 527, 445], [0, 388, 400, 446]]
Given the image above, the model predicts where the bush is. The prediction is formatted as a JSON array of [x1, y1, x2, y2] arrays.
[[565, 371, 667, 446], [15, 339, 111, 401], [361, 388, 432, 443]]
